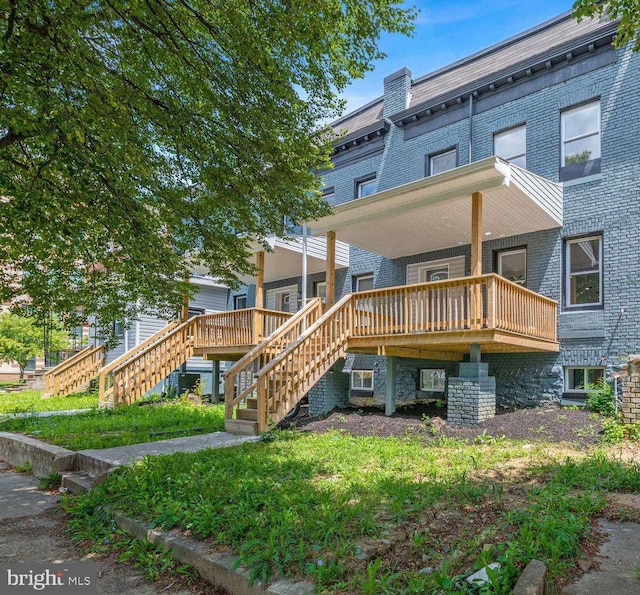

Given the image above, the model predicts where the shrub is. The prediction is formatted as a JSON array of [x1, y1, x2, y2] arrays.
[[585, 377, 616, 417]]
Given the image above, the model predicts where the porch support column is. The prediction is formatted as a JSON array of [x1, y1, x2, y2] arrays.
[[212, 360, 220, 403], [471, 191, 483, 276], [385, 356, 397, 416], [181, 273, 190, 322], [255, 251, 265, 309], [326, 231, 336, 308], [254, 250, 265, 343]]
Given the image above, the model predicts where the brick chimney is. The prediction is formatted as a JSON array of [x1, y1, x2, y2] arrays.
[[383, 67, 412, 118]]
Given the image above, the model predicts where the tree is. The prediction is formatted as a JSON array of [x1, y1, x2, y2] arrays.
[[573, 0, 640, 51], [0, 312, 69, 379], [0, 1, 416, 337]]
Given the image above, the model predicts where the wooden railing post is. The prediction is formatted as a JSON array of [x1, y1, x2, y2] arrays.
[[486, 276, 496, 329]]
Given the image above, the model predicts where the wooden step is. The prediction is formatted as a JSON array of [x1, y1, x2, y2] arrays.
[[236, 408, 258, 421], [246, 397, 258, 409], [225, 419, 258, 435]]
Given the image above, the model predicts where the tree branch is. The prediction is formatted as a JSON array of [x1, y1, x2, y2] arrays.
[[0, 129, 25, 149]]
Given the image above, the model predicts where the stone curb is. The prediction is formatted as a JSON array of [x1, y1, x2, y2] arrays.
[[0, 432, 76, 478], [513, 559, 548, 595], [112, 512, 313, 595]]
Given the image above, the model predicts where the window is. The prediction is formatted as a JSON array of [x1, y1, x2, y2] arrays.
[[354, 273, 374, 292], [420, 369, 446, 392], [113, 321, 125, 338], [565, 235, 602, 307], [187, 307, 204, 318], [275, 291, 291, 312], [322, 187, 335, 204], [564, 367, 605, 394], [356, 176, 377, 198], [429, 149, 457, 176], [494, 125, 526, 168], [351, 370, 373, 390], [418, 264, 449, 283], [234, 295, 247, 310], [314, 281, 327, 302], [561, 101, 600, 167], [497, 248, 526, 286]]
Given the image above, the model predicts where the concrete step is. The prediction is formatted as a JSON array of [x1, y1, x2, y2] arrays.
[[236, 408, 258, 421], [62, 471, 95, 495], [225, 419, 258, 436]]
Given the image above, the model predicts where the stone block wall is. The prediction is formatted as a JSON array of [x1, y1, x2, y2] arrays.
[[447, 377, 496, 425], [621, 356, 640, 424], [307, 358, 350, 416]]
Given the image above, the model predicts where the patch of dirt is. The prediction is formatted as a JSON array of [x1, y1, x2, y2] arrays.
[[291, 402, 606, 447]]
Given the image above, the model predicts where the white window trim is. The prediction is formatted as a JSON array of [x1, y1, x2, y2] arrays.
[[561, 101, 601, 167], [429, 148, 457, 176], [314, 281, 327, 302], [493, 125, 526, 167], [234, 295, 247, 310], [354, 274, 374, 292], [418, 263, 449, 283], [497, 248, 527, 286], [351, 370, 374, 390], [565, 235, 603, 308], [564, 366, 605, 394], [420, 369, 446, 392], [356, 177, 377, 198]]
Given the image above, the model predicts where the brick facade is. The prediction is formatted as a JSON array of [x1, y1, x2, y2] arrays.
[[237, 14, 640, 418], [621, 356, 640, 425]]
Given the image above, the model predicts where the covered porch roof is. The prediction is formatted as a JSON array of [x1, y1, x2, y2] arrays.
[[308, 157, 562, 258], [240, 235, 350, 284]]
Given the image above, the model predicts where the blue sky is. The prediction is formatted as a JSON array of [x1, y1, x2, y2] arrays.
[[340, 0, 575, 113]]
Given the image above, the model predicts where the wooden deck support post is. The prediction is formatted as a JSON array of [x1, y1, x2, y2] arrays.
[[385, 356, 397, 416], [471, 191, 483, 276], [326, 231, 336, 309], [254, 250, 265, 342], [470, 192, 483, 328], [181, 273, 190, 322]]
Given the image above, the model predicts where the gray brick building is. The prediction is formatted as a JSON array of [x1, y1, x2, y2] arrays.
[[231, 11, 640, 422]]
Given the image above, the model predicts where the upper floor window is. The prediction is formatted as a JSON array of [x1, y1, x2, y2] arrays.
[[322, 186, 335, 204], [565, 235, 602, 308], [429, 148, 457, 176], [418, 264, 449, 283], [494, 125, 526, 168], [497, 248, 526, 286], [233, 294, 247, 310], [561, 101, 600, 167], [356, 175, 377, 198]]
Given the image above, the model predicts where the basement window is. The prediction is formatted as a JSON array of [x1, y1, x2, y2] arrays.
[[351, 370, 373, 390], [564, 366, 605, 397], [420, 369, 446, 392]]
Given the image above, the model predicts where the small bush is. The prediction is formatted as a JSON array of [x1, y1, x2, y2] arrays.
[[39, 472, 62, 490], [585, 378, 616, 417]]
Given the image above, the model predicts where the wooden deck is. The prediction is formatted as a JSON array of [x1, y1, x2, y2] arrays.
[[225, 274, 558, 434]]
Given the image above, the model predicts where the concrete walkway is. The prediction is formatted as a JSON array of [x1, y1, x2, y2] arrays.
[[562, 519, 640, 594]]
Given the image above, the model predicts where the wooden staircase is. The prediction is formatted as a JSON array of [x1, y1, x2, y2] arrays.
[[224, 299, 324, 435], [225, 295, 352, 434], [98, 309, 289, 406], [44, 345, 106, 397]]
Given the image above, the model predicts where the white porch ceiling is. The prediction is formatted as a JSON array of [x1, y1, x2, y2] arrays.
[[240, 235, 350, 284], [308, 157, 562, 259]]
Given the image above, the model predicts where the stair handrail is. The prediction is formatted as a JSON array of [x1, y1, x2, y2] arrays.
[[224, 298, 324, 418], [251, 293, 353, 430], [44, 344, 106, 396], [98, 317, 193, 404]]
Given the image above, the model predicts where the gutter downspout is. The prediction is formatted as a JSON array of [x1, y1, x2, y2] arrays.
[[468, 93, 474, 164], [301, 222, 308, 317]]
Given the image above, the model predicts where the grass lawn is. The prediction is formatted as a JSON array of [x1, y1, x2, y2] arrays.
[[0, 400, 226, 450], [62, 429, 640, 593], [0, 388, 99, 414]]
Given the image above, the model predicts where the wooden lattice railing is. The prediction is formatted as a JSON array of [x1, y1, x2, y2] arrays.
[[228, 274, 557, 433], [44, 345, 105, 397], [99, 308, 292, 406], [225, 298, 324, 420]]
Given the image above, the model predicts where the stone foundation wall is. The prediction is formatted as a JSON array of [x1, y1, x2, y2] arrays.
[[621, 356, 640, 424], [447, 376, 496, 425], [307, 358, 350, 416]]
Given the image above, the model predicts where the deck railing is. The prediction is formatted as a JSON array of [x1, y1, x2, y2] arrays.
[[229, 274, 557, 433], [225, 298, 324, 419], [99, 308, 292, 406], [44, 345, 105, 397]]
